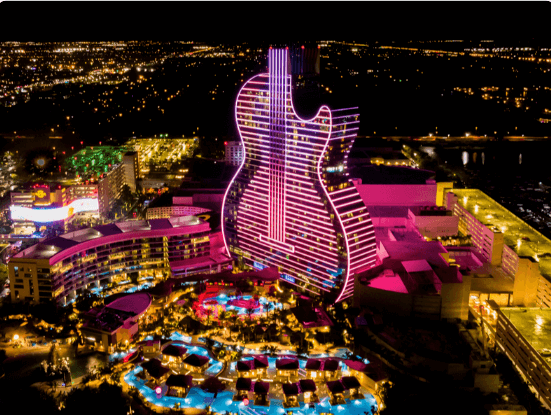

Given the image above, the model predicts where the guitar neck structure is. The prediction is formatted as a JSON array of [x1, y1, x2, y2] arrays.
[[222, 48, 377, 302]]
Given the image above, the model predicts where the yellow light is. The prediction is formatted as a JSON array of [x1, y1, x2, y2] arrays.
[[13, 334, 19, 341]]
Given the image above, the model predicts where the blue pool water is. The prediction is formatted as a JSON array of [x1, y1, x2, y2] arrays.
[[169, 331, 192, 343], [124, 367, 378, 414], [203, 293, 283, 316], [109, 348, 136, 362]]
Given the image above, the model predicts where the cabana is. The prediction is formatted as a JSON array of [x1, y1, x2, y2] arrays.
[[305, 358, 322, 379], [342, 376, 365, 400], [299, 379, 319, 404], [322, 358, 340, 381], [140, 358, 171, 384], [233, 377, 252, 401], [165, 374, 193, 398], [253, 381, 270, 407], [276, 358, 299, 379], [182, 353, 210, 373], [161, 344, 188, 365], [282, 383, 300, 408], [236, 355, 269, 378], [326, 380, 346, 406]]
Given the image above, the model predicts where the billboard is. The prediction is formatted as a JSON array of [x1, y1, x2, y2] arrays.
[[33, 186, 51, 205], [10, 198, 99, 223]]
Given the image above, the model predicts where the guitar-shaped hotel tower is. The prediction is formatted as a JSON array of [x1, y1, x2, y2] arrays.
[[222, 48, 377, 302]]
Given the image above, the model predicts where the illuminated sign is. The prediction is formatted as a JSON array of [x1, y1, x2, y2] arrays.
[[35, 190, 47, 199], [281, 274, 295, 283], [253, 261, 266, 270], [10, 198, 99, 223]]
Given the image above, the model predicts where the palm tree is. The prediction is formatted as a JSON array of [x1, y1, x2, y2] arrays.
[[204, 307, 213, 327], [245, 306, 255, 322], [265, 301, 275, 318], [261, 344, 279, 356]]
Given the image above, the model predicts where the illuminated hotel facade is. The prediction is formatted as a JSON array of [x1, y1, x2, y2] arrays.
[[9, 216, 232, 305], [222, 48, 377, 302]]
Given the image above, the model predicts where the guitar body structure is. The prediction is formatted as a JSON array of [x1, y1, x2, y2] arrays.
[[222, 48, 377, 302]]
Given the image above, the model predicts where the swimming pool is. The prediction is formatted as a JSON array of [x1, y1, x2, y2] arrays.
[[124, 366, 378, 415], [198, 292, 283, 318]]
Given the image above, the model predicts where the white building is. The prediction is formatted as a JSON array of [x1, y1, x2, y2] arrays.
[[225, 141, 243, 166]]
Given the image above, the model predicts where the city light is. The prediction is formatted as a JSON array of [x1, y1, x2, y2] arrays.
[[10, 198, 99, 222]]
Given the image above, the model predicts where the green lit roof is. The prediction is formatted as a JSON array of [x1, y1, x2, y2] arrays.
[[452, 189, 551, 280], [66, 146, 127, 176]]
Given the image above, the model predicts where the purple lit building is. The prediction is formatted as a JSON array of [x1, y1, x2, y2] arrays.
[[222, 48, 377, 302]]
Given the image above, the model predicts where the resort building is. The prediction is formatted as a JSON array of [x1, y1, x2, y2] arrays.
[[224, 141, 244, 166], [140, 358, 171, 384], [275, 358, 299, 379], [9, 182, 100, 234], [353, 212, 471, 321], [236, 356, 269, 378], [485, 300, 551, 408], [146, 195, 211, 220], [98, 162, 125, 216], [122, 151, 140, 191], [161, 344, 188, 366], [447, 189, 551, 308], [348, 174, 472, 321], [165, 374, 193, 398], [8, 216, 232, 305], [80, 292, 152, 352], [181, 353, 210, 373], [223, 48, 377, 303]]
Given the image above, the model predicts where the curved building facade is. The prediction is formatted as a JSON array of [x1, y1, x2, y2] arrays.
[[9, 216, 232, 305], [222, 48, 377, 302]]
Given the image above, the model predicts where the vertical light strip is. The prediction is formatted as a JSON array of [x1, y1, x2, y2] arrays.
[[268, 49, 273, 240], [283, 52, 288, 243], [225, 48, 377, 302]]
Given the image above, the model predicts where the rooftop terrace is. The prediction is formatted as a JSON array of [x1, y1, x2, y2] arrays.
[[452, 189, 551, 279], [502, 308, 551, 359], [14, 216, 205, 260]]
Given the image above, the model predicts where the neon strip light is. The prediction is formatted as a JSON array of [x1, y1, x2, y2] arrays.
[[225, 48, 377, 302], [239, 239, 338, 282], [238, 227, 339, 267], [259, 234, 295, 253]]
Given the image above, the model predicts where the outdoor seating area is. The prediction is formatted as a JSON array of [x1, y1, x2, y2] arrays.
[[299, 379, 319, 404], [140, 358, 171, 383], [342, 376, 365, 400], [282, 382, 300, 408], [253, 381, 270, 406], [327, 379, 347, 406], [236, 355, 269, 378], [233, 377, 252, 401], [275, 358, 299, 380], [161, 344, 188, 365], [165, 374, 193, 398], [182, 353, 210, 373], [124, 341, 378, 414]]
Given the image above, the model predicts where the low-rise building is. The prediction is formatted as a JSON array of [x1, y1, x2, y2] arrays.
[[447, 189, 551, 307], [80, 292, 152, 352], [488, 301, 551, 408]]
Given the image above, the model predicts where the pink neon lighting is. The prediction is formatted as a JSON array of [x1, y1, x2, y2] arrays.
[[223, 48, 376, 302]]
